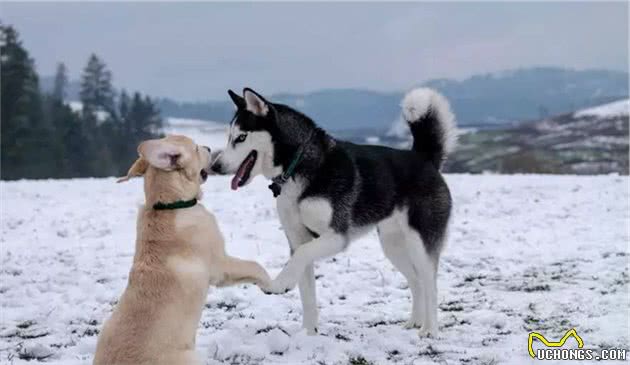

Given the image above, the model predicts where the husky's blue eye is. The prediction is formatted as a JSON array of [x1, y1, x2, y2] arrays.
[[235, 134, 247, 144]]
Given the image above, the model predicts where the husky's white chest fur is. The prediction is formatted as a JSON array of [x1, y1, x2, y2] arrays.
[[277, 178, 333, 236]]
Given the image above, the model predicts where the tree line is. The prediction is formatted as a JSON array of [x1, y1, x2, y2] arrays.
[[1, 24, 164, 180]]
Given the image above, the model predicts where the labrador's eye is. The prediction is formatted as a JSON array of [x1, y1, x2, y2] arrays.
[[234, 134, 247, 144]]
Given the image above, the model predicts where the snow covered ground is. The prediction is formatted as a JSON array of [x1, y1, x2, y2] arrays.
[[1, 173, 628, 365]]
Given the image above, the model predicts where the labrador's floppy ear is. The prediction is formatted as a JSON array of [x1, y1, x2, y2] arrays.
[[117, 157, 149, 183], [228, 89, 246, 110], [243, 88, 269, 116], [138, 138, 188, 171]]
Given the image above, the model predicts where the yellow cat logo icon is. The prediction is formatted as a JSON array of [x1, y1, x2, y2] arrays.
[[528, 328, 584, 358]]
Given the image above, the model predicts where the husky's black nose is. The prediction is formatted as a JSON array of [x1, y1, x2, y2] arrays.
[[211, 161, 222, 174]]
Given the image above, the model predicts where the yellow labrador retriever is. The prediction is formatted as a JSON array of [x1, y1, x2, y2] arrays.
[[93, 135, 270, 365]]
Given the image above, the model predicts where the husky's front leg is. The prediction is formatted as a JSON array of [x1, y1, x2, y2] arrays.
[[298, 264, 318, 334], [281, 228, 319, 334], [264, 232, 347, 295], [276, 197, 320, 334]]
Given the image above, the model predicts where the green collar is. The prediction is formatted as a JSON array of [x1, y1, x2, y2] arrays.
[[152, 198, 197, 210], [269, 130, 315, 198]]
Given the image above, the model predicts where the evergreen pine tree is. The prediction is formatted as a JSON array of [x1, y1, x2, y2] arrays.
[[52, 62, 68, 101], [43, 93, 83, 178], [0, 24, 52, 179], [78, 54, 119, 176], [79, 53, 115, 117]]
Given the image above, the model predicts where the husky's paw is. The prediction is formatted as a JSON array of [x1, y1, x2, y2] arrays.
[[303, 312, 319, 336], [260, 278, 295, 295], [417, 326, 437, 338], [261, 287, 291, 295], [404, 318, 424, 329]]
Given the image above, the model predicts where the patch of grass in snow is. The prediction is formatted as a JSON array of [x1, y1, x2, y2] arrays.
[[201, 318, 228, 329], [348, 356, 374, 365], [522, 314, 577, 334], [363, 300, 385, 306], [439, 300, 465, 312], [418, 344, 443, 361], [366, 319, 405, 328], [602, 251, 628, 258], [481, 337, 499, 346], [255, 326, 289, 336], [334, 333, 350, 342], [463, 274, 486, 282], [206, 301, 237, 311], [2, 268, 22, 276], [455, 273, 493, 288], [441, 314, 471, 329], [386, 350, 401, 361], [508, 283, 551, 292], [16, 320, 35, 329], [222, 354, 260, 364], [460, 356, 499, 365], [80, 327, 99, 337]]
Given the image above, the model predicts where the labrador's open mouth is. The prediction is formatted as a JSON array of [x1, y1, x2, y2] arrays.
[[231, 150, 258, 191]]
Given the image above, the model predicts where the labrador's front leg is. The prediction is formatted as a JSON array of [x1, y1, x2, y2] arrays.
[[216, 256, 270, 288]]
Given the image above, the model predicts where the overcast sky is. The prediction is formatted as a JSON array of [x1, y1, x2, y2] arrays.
[[2, 2, 628, 101]]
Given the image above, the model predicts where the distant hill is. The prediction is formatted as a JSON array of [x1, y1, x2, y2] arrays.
[[424, 68, 628, 127], [41, 67, 628, 131], [444, 99, 629, 174]]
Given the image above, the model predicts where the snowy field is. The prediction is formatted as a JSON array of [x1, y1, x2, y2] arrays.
[[1, 173, 628, 365]]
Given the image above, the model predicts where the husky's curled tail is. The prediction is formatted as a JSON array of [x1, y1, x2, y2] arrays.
[[401, 88, 457, 170]]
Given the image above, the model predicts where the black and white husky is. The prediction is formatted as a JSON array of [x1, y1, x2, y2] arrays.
[[211, 87, 455, 336]]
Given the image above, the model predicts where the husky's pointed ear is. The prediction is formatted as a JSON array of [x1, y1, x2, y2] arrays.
[[243, 88, 269, 116], [228, 89, 246, 110], [117, 157, 149, 183], [138, 138, 189, 171]]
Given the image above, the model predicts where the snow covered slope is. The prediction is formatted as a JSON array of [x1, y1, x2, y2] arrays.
[[574, 99, 629, 118], [1, 175, 628, 364]]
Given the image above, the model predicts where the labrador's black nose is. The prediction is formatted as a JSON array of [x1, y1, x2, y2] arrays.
[[203, 146, 211, 153]]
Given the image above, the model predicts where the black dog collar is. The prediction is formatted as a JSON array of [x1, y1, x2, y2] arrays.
[[152, 198, 197, 210]]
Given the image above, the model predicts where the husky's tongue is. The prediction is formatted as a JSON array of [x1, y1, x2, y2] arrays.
[[230, 173, 242, 191], [231, 151, 257, 191]]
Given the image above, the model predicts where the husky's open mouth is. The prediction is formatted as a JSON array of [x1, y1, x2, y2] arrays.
[[231, 150, 258, 191]]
